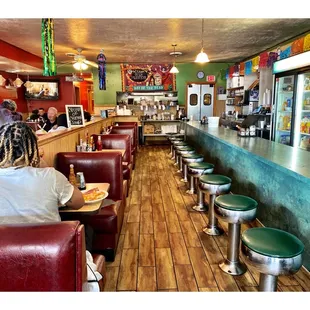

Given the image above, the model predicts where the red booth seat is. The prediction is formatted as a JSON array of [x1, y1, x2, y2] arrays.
[[56, 152, 126, 261], [0, 221, 105, 291], [92, 134, 132, 181]]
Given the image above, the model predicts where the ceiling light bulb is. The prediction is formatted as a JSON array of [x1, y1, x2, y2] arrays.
[[169, 65, 179, 74], [73, 62, 88, 70], [195, 48, 210, 63]]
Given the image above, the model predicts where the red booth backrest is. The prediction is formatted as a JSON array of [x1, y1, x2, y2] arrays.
[[56, 152, 123, 201], [0, 221, 86, 291], [91, 134, 132, 164], [110, 127, 136, 149]]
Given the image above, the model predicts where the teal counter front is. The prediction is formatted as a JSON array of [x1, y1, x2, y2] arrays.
[[185, 121, 310, 271]]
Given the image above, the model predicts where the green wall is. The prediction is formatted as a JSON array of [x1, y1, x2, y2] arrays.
[[92, 62, 232, 106]]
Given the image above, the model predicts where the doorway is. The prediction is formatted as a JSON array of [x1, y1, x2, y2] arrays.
[[74, 86, 80, 105], [186, 83, 215, 121]]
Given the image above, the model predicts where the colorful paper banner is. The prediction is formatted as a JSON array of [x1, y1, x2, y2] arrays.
[[280, 46, 292, 60], [291, 38, 304, 55], [303, 34, 310, 52], [267, 52, 278, 68], [259, 52, 269, 68], [239, 62, 245, 76], [245, 61, 252, 75], [252, 56, 260, 72]]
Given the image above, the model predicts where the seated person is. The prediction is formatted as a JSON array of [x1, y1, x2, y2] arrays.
[[0, 122, 101, 291], [84, 110, 92, 122], [48, 113, 68, 132], [42, 107, 58, 131], [28, 109, 40, 121], [38, 107, 48, 121], [0, 99, 22, 125]]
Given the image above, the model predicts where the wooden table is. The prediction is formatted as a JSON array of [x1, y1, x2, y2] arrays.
[[100, 149, 126, 158], [59, 183, 110, 215]]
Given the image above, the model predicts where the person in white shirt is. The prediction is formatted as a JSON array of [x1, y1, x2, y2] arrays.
[[0, 122, 102, 291]]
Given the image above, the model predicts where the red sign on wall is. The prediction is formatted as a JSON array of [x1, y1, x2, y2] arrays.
[[120, 64, 176, 92], [206, 75, 216, 82]]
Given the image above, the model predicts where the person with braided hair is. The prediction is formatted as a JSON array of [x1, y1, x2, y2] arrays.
[[0, 121, 84, 224]]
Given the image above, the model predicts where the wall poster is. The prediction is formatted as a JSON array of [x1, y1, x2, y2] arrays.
[[120, 64, 176, 92]]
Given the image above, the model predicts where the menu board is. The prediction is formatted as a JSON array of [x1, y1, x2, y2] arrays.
[[65, 105, 85, 127]]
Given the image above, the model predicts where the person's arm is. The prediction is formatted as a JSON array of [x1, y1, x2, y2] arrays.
[[64, 186, 84, 209]]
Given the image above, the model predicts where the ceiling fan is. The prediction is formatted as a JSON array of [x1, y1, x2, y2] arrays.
[[60, 48, 98, 71]]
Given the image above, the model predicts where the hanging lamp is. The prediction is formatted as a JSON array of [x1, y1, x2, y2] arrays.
[[73, 61, 88, 71], [13, 74, 24, 88], [0, 74, 6, 86], [195, 19, 210, 63], [169, 44, 180, 74]]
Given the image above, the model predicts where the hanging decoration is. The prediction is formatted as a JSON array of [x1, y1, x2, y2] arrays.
[[97, 49, 107, 90], [245, 60, 252, 75], [303, 34, 310, 52], [251, 56, 260, 72], [291, 38, 304, 55], [24, 75, 33, 89], [0, 75, 6, 87], [267, 52, 278, 68], [225, 68, 229, 80], [259, 52, 269, 68], [239, 62, 245, 76], [229, 66, 234, 78], [41, 18, 57, 76], [280, 46, 292, 60], [233, 64, 239, 76]]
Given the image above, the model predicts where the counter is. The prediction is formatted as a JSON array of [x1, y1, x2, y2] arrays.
[[185, 121, 310, 270]]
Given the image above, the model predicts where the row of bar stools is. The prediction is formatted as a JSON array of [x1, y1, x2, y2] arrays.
[[175, 146, 195, 171], [199, 175, 232, 236], [187, 162, 215, 212], [168, 136, 183, 157], [181, 153, 204, 182], [171, 141, 188, 162], [214, 194, 257, 275]]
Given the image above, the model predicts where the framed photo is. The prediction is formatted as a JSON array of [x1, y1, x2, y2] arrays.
[[65, 105, 85, 128]]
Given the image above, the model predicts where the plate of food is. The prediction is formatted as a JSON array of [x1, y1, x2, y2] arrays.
[[82, 187, 109, 204]]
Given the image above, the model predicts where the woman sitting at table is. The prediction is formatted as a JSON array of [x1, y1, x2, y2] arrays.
[[0, 122, 102, 291]]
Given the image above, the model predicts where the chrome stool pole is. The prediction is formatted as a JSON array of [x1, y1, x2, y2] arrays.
[[181, 154, 204, 183]]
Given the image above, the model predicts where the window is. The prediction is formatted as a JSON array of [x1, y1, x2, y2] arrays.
[[203, 94, 212, 105], [190, 94, 198, 106]]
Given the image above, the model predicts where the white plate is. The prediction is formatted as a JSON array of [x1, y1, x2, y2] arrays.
[[82, 190, 109, 204]]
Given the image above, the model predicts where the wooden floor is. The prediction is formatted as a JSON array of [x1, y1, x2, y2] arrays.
[[105, 145, 310, 292]]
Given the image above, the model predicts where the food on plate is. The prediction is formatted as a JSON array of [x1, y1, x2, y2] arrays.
[[82, 187, 106, 202]]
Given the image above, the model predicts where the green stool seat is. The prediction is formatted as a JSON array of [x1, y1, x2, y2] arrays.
[[215, 194, 257, 212], [242, 227, 304, 259], [182, 153, 203, 159], [200, 174, 231, 185], [188, 162, 214, 170], [176, 146, 194, 151]]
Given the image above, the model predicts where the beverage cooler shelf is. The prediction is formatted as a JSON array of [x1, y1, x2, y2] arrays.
[[300, 132, 310, 136]]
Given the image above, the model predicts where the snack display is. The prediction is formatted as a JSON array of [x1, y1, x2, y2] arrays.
[[82, 187, 108, 203]]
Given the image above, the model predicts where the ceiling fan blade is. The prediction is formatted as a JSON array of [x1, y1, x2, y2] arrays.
[[57, 61, 74, 68], [84, 59, 98, 68]]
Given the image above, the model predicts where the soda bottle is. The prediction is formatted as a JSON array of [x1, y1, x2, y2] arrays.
[[69, 164, 76, 186], [97, 136, 103, 151]]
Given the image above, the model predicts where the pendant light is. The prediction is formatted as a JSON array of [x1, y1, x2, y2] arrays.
[[13, 74, 24, 88], [73, 61, 88, 71], [0, 74, 6, 86], [195, 19, 210, 63], [169, 44, 179, 74], [24, 75, 33, 89]]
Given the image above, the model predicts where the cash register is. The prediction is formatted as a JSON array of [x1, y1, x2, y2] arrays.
[[237, 115, 263, 137]]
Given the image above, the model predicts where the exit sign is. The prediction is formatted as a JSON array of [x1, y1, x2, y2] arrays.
[[206, 75, 216, 82]]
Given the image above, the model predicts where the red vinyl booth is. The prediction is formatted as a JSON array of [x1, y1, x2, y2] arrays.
[[114, 121, 138, 148], [91, 134, 132, 181], [110, 126, 137, 169], [56, 152, 126, 261], [0, 221, 105, 291]]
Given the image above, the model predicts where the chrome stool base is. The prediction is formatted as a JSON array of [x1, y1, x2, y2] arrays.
[[219, 259, 247, 276], [259, 274, 278, 292], [186, 189, 195, 195], [192, 204, 208, 212], [203, 225, 224, 236], [180, 178, 187, 183]]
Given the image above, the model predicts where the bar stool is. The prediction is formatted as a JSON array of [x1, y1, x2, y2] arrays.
[[214, 194, 257, 275], [168, 135, 183, 156], [187, 162, 214, 212], [199, 175, 231, 236], [241, 227, 304, 292], [175, 147, 196, 172], [171, 140, 187, 161], [173, 143, 191, 165], [181, 153, 204, 183]]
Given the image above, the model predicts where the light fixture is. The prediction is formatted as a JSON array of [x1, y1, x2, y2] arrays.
[[13, 74, 24, 88], [169, 44, 180, 74], [24, 75, 33, 89], [73, 62, 88, 70], [195, 19, 210, 63], [0, 74, 6, 86]]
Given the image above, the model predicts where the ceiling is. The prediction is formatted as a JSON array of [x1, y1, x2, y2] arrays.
[[0, 56, 41, 73], [0, 18, 310, 72]]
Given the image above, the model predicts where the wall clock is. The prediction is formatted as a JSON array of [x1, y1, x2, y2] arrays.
[[197, 71, 205, 79]]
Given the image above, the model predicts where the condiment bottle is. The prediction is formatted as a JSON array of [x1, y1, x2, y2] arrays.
[[69, 164, 77, 186], [97, 136, 103, 151], [89, 136, 96, 152]]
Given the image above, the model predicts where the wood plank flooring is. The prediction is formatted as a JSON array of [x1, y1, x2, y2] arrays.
[[105, 145, 310, 292]]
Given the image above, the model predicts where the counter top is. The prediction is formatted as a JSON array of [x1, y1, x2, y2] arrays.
[[186, 121, 310, 183]]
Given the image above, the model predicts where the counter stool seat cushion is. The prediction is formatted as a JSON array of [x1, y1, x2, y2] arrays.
[[215, 194, 257, 211], [188, 162, 214, 170], [176, 146, 194, 151], [200, 174, 231, 185], [182, 153, 203, 159], [242, 227, 304, 259]]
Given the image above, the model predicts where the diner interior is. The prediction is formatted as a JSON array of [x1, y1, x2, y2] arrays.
[[1, 7, 310, 301]]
